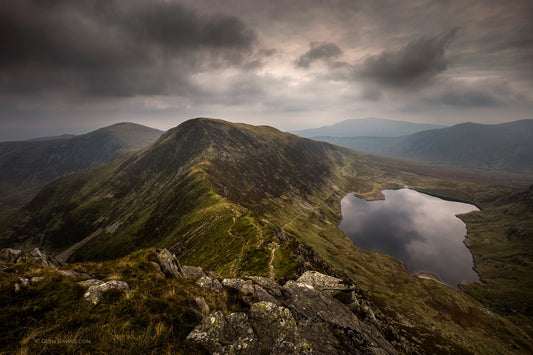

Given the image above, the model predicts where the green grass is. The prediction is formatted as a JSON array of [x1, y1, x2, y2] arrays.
[[0, 249, 239, 354]]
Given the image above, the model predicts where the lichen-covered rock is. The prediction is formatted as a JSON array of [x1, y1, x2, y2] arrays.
[[181, 265, 206, 279], [246, 276, 283, 298], [187, 311, 256, 354], [223, 278, 255, 294], [194, 296, 210, 317], [296, 271, 359, 306], [224, 312, 256, 353], [83, 280, 129, 304], [15, 248, 57, 267], [155, 249, 183, 278], [249, 301, 311, 354], [196, 276, 223, 292], [282, 280, 397, 354], [223, 278, 280, 305], [77, 279, 105, 288], [187, 311, 227, 353], [0, 248, 21, 263], [297, 271, 354, 294]]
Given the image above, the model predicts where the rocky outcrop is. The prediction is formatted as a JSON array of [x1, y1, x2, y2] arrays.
[[222, 278, 280, 305], [0, 247, 58, 267], [196, 275, 223, 292], [187, 311, 256, 354], [80, 280, 130, 304], [249, 301, 311, 354], [181, 265, 206, 279], [187, 270, 418, 354], [194, 296, 210, 317], [0, 248, 21, 263], [155, 249, 183, 278]]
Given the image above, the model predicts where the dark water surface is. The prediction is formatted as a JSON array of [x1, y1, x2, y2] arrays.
[[339, 188, 479, 288]]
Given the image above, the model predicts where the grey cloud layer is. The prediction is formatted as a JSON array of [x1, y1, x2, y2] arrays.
[[295, 42, 343, 68], [0, 0, 257, 97], [357, 30, 457, 88], [1, 0, 532, 139]]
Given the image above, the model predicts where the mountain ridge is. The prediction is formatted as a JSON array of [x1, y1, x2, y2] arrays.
[[1, 117, 532, 353], [316, 119, 533, 173], [0, 122, 163, 217]]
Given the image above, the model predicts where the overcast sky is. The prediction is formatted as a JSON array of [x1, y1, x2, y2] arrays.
[[1, 0, 532, 140]]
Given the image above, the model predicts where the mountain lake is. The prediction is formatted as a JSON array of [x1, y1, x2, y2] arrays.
[[339, 188, 479, 289]]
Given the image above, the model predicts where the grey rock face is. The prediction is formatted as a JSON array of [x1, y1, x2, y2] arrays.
[[155, 249, 183, 278], [249, 301, 311, 354], [17, 248, 58, 267], [196, 276, 223, 292], [188, 271, 407, 354], [223, 278, 280, 305], [282, 279, 397, 354], [1, 247, 58, 267], [187, 311, 256, 354], [194, 296, 210, 317], [83, 280, 129, 304], [245, 276, 283, 298], [0, 248, 22, 263], [181, 265, 206, 279]]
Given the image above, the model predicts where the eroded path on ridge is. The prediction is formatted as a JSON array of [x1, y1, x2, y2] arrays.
[[268, 242, 278, 279]]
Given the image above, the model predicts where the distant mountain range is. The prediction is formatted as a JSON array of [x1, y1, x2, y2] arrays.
[[0, 122, 163, 217], [294, 118, 446, 138], [309, 119, 533, 174]]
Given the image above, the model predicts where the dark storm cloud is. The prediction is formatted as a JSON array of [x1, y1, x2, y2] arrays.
[[295, 42, 343, 68], [424, 79, 525, 108], [357, 30, 457, 88], [0, 0, 257, 97]]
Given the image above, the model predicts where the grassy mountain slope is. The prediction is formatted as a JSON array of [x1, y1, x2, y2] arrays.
[[316, 119, 533, 173], [295, 117, 445, 138], [1, 118, 532, 352], [0, 123, 163, 218]]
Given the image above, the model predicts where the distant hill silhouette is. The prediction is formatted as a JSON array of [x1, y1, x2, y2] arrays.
[[294, 118, 445, 138], [316, 119, 533, 174], [0, 123, 163, 217]]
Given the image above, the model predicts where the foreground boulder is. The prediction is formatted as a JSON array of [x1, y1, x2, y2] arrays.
[[155, 249, 183, 278], [187, 311, 256, 354], [187, 270, 414, 354], [249, 301, 311, 354], [296, 270, 357, 304], [222, 278, 280, 305], [196, 275, 223, 292], [0, 247, 58, 267], [81, 280, 130, 305], [0, 248, 21, 263]]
